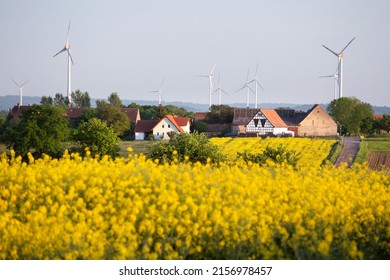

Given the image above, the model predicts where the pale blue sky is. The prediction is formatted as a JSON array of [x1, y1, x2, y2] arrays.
[[1, 0, 389, 106]]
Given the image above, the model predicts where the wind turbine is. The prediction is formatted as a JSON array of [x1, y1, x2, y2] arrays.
[[11, 79, 29, 106], [149, 77, 165, 106], [214, 73, 229, 105], [247, 63, 264, 108], [318, 70, 339, 100], [322, 37, 355, 98], [196, 64, 216, 110], [235, 68, 254, 108], [54, 19, 74, 107]]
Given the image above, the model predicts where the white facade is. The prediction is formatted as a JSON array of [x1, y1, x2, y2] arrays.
[[246, 111, 291, 136], [152, 118, 182, 140]]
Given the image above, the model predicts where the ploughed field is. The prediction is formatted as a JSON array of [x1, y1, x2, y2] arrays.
[[0, 138, 389, 260], [368, 152, 390, 170]]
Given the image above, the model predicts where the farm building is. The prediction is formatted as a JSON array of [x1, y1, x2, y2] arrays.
[[134, 114, 191, 140], [232, 108, 292, 136], [275, 104, 337, 136]]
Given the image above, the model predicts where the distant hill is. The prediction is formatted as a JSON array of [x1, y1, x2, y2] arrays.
[[1, 95, 389, 115]]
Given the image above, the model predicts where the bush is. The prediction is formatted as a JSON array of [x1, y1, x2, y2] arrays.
[[72, 118, 120, 158], [147, 132, 225, 164], [238, 144, 301, 167]]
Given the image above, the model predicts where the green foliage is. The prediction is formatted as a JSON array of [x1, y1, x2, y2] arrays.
[[40, 96, 53, 105], [96, 101, 130, 136], [205, 104, 234, 124], [147, 132, 226, 164], [71, 90, 91, 108], [107, 92, 123, 108], [327, 97, 373, 135], [72, 118, 120, 158], [2, 105, 69, 158], [127, 103, 194, 120], [53, 93, 69, 107], [237, 144, 301, 167], [193, 121, 208, 133]]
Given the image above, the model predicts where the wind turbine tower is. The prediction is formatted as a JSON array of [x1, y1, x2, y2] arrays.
[[149, 78, 165, 106], [214, 73, 229, 105], [235, 68, 253, 108], [12, 79, 29, 106], [54, 20, 74, 107], [196, 64, 216, 110], [322, 37, 355, 98], [247, 63, 264, 108], [318, 70, 339, 100]]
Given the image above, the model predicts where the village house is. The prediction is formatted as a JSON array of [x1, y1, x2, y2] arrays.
[[134, 114, 191, 140], [232, 108, 293, 136], [275, 104, 337, 136]]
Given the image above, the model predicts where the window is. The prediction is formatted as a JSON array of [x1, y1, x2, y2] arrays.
[[162, 125, 165, 128], [168, 124, 171, 128], [157, 132, 159, 136]]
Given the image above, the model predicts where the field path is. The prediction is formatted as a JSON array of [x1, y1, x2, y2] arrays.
[[335, 136, 360, 167]]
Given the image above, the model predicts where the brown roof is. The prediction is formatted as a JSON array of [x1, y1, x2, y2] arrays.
[[134, 120, 159, 132], [195, 112, 208, 121], [64, 108, 86, 119], [232, 108, 260, 125], [121, 108, 140, 123], [261, 109, 287, 127], [8, 105, 30, 119]]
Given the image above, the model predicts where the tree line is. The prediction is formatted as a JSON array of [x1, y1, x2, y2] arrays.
[[0, 92, 195, 159]]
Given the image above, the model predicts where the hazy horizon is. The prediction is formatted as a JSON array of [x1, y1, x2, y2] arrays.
[[1, 0, 389, 107]]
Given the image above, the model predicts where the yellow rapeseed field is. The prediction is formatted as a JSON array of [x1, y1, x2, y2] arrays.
[[0, 138, 389, 260]]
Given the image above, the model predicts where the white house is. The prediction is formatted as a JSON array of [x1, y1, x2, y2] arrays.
[[246, 109, 293, 136], [135, 115, 191, 140]]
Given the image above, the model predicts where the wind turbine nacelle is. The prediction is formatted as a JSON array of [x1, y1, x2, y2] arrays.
[[67, 44, 72, 49]]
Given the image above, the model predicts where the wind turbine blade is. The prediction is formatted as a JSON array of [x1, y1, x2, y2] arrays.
[[322, 45, 339, 56], [210, 64, 216, 76], [195, 75, 209, 78], [160, 77, 165, 88], [221, 89, 230, 95], [258, 82, 264, 91], [340, 37, 355, 53], [66, 19, 71, 44], [235, 85, 247, 93], [11, 79, 20, 87], [67, 50, 74, 65], [148, 90, 159, 93], [53, 47, 67, 57], [246, 68, 250, 82], [318, 75, 334, 78], [20, 80, 30, 87]]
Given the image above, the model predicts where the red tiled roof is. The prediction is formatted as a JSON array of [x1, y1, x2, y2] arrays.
[[261, 109, 287, 127], [134, 120, 159, 132], [195, 112, 208, 121], [165, 115, 184, 132], [173, 117, 191, 127], [373, 114, 383, 120]]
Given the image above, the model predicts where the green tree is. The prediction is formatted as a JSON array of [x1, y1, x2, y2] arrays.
[[71, 90, 91, 108], [72, 118, 120, 158], [327, 97, 373, 135], [2, 105, 69, 158], [205, 104, 234, 124], [53, 93, 68, 107], [108, 92, 123, 108], [40, 96, 53, 105], [96, 101, 130, 136], [147, 131, 225, 164]]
